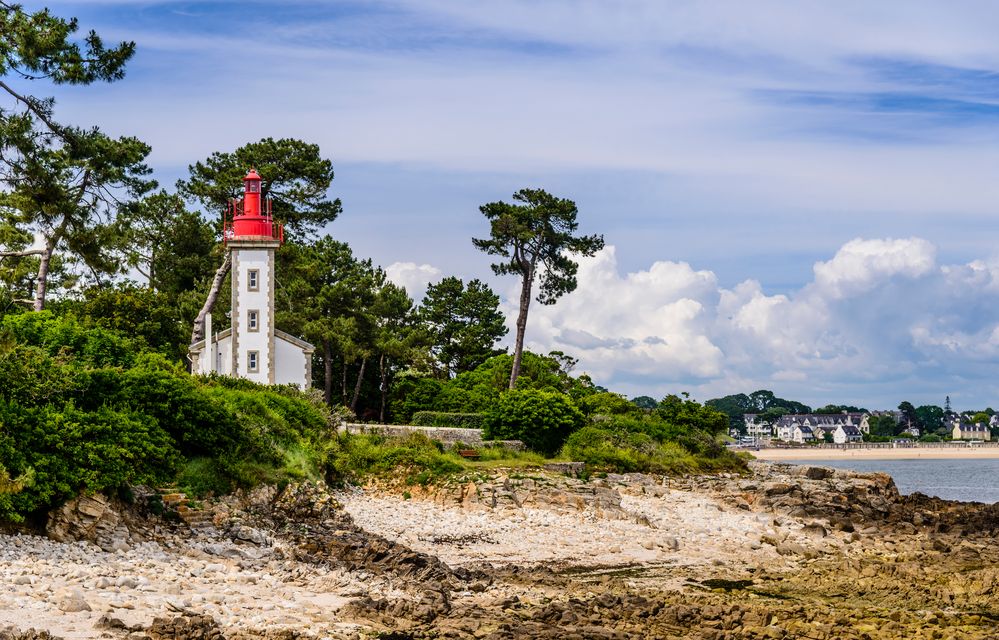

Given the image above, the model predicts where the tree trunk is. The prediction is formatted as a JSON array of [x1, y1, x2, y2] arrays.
[[323, 340, 333, 405], [350, 356, 367, 413], [341, 362, 348, 402], [32, 237, 57, 311], [191, 252, 231, 345], [379, 353, 388, 424], [508, 270, 534, 390]]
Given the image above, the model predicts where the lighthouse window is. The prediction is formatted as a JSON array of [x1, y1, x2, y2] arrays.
[[248, 182, 260, 193], [247, 351, 259, 373], [248, 310, 259, 332], [247, 269, 259, 291]]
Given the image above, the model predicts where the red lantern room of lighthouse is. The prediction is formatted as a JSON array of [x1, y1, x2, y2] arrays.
[[223, 169, 284, 243]]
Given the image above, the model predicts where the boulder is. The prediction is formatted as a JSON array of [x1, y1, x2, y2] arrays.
[[46, 493, 123, 549]]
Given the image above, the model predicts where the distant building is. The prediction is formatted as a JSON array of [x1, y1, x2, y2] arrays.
[[791, 425, 816, 444], [899, 425, 921, 438], [742, 414, 774, 440], [832, 424, 863, 444], [770, 412, 870, 441], [951, 419, 991, 441]]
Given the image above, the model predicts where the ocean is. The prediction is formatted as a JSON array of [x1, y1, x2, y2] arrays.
[[782, 458, 999, 504]]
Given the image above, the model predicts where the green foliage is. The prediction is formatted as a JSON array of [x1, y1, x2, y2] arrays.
[[0, 401, 179, 521], [0, 5, 135, 87], [418, 276, 507, 377], [2, 310, 141, 368], [326, 432, 463, 485], [657, 393, 729, 438], [560, 425, 747, 476], [814, 404, 867, 414], [175, 458, 232, 497], [630, 395, 658, 410], [919, 434, 943, 443], [578, 391, 638, 417], [411, 411, 484, 429], [52, 285, 189, 361], [0, 318, 335, 517], [114, 190, 217, 298], [867, 415, 899, 437], [482, 389, 585, 456], [388, 374, 443, 424]]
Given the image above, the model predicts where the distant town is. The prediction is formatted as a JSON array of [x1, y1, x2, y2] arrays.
[[703, 390, 997, 446]]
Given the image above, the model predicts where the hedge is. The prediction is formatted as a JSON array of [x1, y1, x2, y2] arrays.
[[410, 411, 485, 429]]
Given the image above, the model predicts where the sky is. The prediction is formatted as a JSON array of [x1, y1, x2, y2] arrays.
[[28, 1, 999, 410]]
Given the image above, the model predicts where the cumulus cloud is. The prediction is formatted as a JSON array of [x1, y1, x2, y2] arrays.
[[507, 240, 999, 408], [385, 262, 442, 302]]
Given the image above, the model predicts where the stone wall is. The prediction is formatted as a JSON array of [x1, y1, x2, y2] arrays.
[[342, 423, 523, 450]]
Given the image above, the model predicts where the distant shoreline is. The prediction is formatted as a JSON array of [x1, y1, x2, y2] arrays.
[[751, 446, 999, 461]]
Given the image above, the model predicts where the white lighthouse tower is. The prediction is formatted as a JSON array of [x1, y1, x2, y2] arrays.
[[189, 169, 315, 387]]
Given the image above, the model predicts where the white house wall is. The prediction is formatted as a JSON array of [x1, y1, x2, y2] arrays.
[[274, 336, 310, 387]]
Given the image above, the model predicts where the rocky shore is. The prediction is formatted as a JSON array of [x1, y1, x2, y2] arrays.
[[2, 461, 998, 639]]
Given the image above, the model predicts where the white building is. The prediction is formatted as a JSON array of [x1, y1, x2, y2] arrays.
[[832, 424, 863, 444], [791, 425, 816, 444], [189, 169, 314, 387]]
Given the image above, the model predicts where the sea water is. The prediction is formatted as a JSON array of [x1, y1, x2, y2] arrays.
[[782, 458, 999, 504]]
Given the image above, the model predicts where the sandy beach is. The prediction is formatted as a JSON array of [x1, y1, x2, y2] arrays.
[[751, 445, 999, 460]]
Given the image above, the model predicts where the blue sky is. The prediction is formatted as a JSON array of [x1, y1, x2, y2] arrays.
[[31, 1, 999, 409]]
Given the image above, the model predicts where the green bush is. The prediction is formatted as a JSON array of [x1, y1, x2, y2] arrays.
[[0, 401, 179, 521], [0, 320, 336, 517], [388, 374, 443, 423], [411, 411, 484, 429], [2, 311, 141, 368], [327, 432, 463, 484], [578, 392, 639, 417], [482, 389, 585, 456], [560, 425, 746, 476]]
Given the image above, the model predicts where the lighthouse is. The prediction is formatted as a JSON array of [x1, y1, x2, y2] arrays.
[[189, 170, 315, 387]]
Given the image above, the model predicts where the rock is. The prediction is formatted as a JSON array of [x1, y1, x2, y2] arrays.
[[801, 466, 833, 480], [662, 536, 680, 551], [56, 589, 91, 613], [146, 614, 225, 640], [233, 525, 268, 546], [776, 541, 806, 556], [801, 523, 827, 539], [46, 493, 122, 547]]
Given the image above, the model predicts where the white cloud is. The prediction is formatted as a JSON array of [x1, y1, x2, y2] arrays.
[[385, 262, 442, 302], [503, 240, 999, 409]]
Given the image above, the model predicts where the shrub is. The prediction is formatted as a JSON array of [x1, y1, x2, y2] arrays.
[[482, 389, 585, 456], [411, 411, 485, 429], [326, 432, 463, 484], [2, 311, 141, 368], [388, 374, 443, 423], [578, 392, 638, 417], [0, 401, 179, 521], [560, 425, 746, 475]]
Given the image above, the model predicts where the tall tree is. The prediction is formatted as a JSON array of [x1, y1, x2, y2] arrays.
[[114, 190, 216, 296], [279, 237, 375, 406], [372, 279, 418, 423], [0, 123, 153, 309], [0, 4, 148, 309], [473, 188, 603, 389], [178, 138, 341, 345], [418, 276, 507, 378]]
